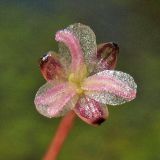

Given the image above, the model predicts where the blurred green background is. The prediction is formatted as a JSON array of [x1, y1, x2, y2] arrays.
[[0, 0, 160, 160]]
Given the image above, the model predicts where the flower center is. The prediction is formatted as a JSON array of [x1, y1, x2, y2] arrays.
[[68, 64, 87, 95]]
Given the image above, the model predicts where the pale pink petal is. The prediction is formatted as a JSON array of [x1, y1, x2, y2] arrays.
[[55, 29, 84, 73], [58, 23, 97, 73], [39, 51, 66, 81], [74, 96, 109, 126], [82, 70, 137, 105], [95, 42, 119, 72], [34, 82, 78, 118]]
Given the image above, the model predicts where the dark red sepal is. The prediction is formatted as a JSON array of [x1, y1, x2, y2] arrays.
[[39, 51, 65, 81], [97, 42, 119, 70]]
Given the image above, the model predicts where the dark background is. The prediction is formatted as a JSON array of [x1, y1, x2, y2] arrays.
[[0, 0, 160, 159]]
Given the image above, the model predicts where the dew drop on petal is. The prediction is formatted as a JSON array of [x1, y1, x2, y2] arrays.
[[87, 92, 127, 105]]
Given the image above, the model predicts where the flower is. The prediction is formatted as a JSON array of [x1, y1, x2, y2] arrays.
[[34, 23, 137, 126]]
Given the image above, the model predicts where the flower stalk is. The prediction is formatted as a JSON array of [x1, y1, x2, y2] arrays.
[[43, 111, 76, 160]]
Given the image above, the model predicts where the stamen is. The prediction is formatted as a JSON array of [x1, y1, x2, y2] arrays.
[[76, 88, 84, 95]]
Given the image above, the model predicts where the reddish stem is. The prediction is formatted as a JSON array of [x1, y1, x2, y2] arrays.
[[43, 111, 76, 160]]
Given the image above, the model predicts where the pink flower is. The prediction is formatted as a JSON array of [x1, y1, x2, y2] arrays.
[[34, 23, 137, 126]]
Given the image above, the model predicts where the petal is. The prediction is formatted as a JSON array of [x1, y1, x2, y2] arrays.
[[58, 23, 97, 73], [74, 96, 109, 126], [39, 51, 66, 81], [82, 70, 137, 105], [55, 29, 84, 73], [95, 42, 119, 72], [34, 82, 78, 118]]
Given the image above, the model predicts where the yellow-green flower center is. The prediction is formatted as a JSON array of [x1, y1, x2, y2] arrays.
[[68, 65, 88, 95]]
